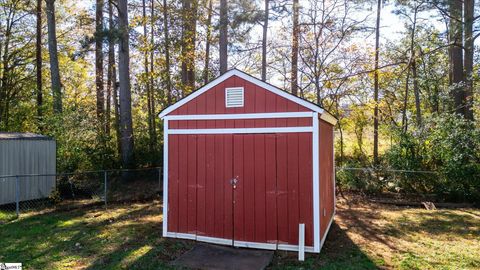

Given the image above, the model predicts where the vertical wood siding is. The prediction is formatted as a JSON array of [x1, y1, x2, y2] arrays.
[[319, 119, 335, 240], [169, 79, 312, 128], [169, 75, 310, 116], [0, 140, 56, 205], [168, 132, 314, 246]]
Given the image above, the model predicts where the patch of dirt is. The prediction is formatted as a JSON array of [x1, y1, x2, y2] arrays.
[[334, 198, 401, 266], [108, 178, 161, 202], [330, 194, 480, 269]]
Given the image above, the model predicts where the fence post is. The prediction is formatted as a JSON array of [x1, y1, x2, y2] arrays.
[[15, 176, 20, 218], [104, 171, 108, 209]]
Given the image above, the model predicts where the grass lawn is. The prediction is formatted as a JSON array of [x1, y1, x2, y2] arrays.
[[0, 209, 17, 222], [0, 201, 191, 270], [0, 197, 479, 270]]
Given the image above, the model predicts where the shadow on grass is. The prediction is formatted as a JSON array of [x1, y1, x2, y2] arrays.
[[83, 204, 193, 270], [1, 198, 383, 270], [340, 198, 480, 240], [1, 201, 378, 270], [460, 209, 480, 219], [268, 222, 379, 270], [337, 202, 400, 252], [405, 210, 480, 237], [0, 206, 97, 269], [6, 198, 476, 269], [0, 202, 193, 270]]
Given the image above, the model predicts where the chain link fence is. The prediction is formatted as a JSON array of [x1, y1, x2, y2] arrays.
[[335, 167, 439, 198], [0, 168, 162, 223], [1, 166, 442, 223]]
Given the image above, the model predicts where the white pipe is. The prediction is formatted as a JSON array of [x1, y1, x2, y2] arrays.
[[299, 223, 305, 261]]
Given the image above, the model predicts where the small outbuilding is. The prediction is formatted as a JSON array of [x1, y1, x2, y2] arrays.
[[159, 69, 336, 253], [0, 132, 56, 205]]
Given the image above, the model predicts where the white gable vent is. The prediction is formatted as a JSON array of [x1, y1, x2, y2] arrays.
[[225, 87, 244, 108]]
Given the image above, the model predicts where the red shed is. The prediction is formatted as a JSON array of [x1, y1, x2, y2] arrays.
[[159, 69, 336, 253]]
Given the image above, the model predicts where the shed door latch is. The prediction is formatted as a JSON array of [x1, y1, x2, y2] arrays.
[[230, 176, 239, 189]]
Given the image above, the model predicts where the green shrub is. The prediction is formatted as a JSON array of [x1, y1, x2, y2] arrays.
[[384, 114, 480, 203], [336, 159, 384, 193], [426, 115, 480, 202]]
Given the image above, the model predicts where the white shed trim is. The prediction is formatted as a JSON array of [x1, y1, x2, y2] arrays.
[[312, 112, 320, 252], [168, 127, 313, 135], [166, 231, 317, 253], [162, 119, 169, 237], [164, 112, 314, 120]]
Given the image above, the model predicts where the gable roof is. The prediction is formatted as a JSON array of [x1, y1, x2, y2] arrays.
[[159, 69, 336, 124]]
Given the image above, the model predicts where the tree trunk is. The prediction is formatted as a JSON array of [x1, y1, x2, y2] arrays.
[[408, 5, 422, 127], [118, 0, 135, 168], [412, 56, 422, 126], [373, 0, 381, 165], [203, 0, 212, 84], [464, 0, 474, 120], [291, 0, 299, 96], [113, 82, 121, 157], [45, 0, 62, 113], [96, 0, 105, 132], [449, 0, 465, 116], [36, 0, 43, 125], [402, 68, 410, 133], [107, 0, 120, 153], [219, 0, 228, 74], [142, 0, 156, 153], [0, 34, 3, 126], [143, 0, 155, 153], [163, 0, 172, 105], [106, 55, 111, 136], [180, 0, 197, 96], [338, 123, 344, 165], [150, 0, 157, 148], [0, 10, 12, 127], [335, 102, 344, 165], [261, 0, 269, 81]]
